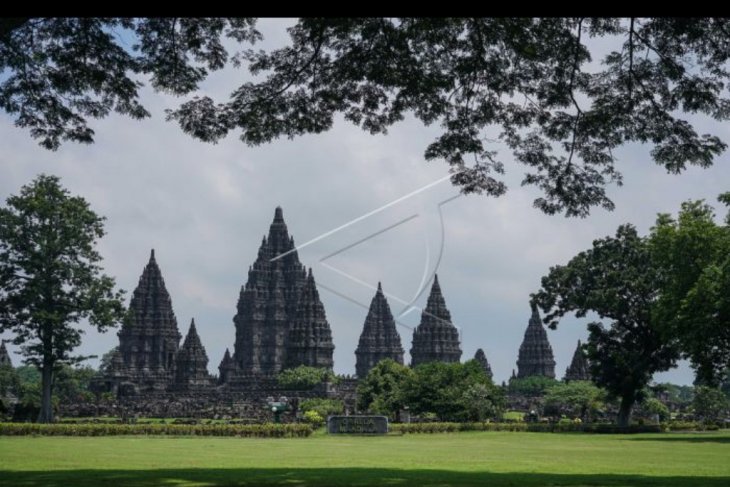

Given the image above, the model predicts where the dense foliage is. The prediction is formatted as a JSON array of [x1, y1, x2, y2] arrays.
[[507, 376, 559, 396], [693, 386, 729, 423], [402, 360, 504, 422], [276, 366, 338, 390], [356, 359, 413, 420], [543, 381, 607, 420], [3, 19, 730, 216], [650, 197, 730, 386]]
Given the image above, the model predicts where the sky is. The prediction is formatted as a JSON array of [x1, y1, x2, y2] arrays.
[[2, 19, 729, 386]]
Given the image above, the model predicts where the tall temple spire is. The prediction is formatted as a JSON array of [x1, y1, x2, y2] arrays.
[[233, 207, 307, 376], [474, 348, 493, 379], [117, 249, 181, 391], [175, 318, 213, 388], [516, 303, 556, 378], [286, 268, 335, 370], [0, 340, 12, 367], [564, 340, 591, 382], [355, 283, 404, 378], [410, 274, 462, 367]]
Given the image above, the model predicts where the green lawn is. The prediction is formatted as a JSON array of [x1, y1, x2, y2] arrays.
[[1, 431, 729, 486]]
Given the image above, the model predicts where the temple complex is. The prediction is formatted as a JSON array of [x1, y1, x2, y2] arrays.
[[355, 283, 405, 378], [516, 304, 556, 379], [89, 207, 578, 417], [409, 275, 462, 367]]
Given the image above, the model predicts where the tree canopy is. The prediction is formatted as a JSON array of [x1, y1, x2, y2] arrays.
[[649, 197, 730, 386], [533, 224, 678, 426], [543, 380, 607, 421], [0, 174, 126, 422], [2, 18, 729, 217], [534, 195, 730, 424]]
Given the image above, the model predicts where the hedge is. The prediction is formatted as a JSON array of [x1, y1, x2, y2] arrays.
[[665, 421, 721, 431], [0, 422, 313, 437], [390, 422, 664, 434]]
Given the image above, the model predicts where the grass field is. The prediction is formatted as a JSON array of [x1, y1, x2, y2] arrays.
[[1, 430, 729, 486]]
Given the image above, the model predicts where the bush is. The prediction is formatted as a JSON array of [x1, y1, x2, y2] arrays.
[[299, 398, 343, 418], [0, 422, 313, 437], [302, 410, 324, 428]]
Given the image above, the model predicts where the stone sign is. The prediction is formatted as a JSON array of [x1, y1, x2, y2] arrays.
[[327, 415, 388, 434]]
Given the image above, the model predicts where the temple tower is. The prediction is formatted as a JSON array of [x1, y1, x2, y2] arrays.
[[410, 275, 462, 366], [474, 348, 493, 379], [117, 249, 181, 390], [564, 340, 591, 382], [0, 341, 12, 367], [233, 207, 307, 376], [174, 319, 213, 388], [286, 269, 335, 370], [218, 349, 236, 384], [516, 304, 556, 378], [355, 283, 404, 378]]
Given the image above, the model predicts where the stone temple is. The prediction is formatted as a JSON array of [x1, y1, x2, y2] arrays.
[[355, 283, 405, 378], [516, 304, 556, 379], [410, 275, 462, 367], [92, 207, 577, 417], [564, 340, 591, 381], [0, 341, 12, 367]]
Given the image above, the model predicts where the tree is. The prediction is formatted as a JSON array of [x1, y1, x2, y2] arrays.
[[0, 175, 126, 422], [53, 365, 97, 404], [276, 365, 337, 390], [533, 224, 679, 426], [3, 18, 730, 217], [356, 359, 413, 420], [650, 197, 730, 386], [98, 346, 119, 376], [543, 381, 606, 421], [640, 397, 670, 422], [461, 383, 505, 422], [402, 360, 502, 422], [693, 386, 728, 423], [0, 363, 21, 399], [507, 375, 559, 396]]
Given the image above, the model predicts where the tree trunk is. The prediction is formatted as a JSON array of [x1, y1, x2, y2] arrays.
[[37, 362, 54, 423], [616, 394, 634, 427]]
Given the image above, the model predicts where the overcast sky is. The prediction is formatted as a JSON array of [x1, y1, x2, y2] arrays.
[[2, 19, 729, 386]]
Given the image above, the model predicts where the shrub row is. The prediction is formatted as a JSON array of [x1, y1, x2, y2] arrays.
[[390, 422, 664, 434], [57, 417, 263, 425], [0, 422, 313, 437], [665, 421, 721, 431]]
